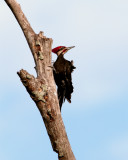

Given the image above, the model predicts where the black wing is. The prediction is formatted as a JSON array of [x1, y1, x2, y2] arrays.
[[53, 56, 76, 110]]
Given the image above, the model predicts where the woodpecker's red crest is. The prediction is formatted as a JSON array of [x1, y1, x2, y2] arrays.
[[52, 46, 75, 56]]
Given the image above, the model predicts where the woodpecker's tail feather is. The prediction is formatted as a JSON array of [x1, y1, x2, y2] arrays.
[[58, 80, 73, 111], [58, 95, 64, 111], [65, 81, 73, 104], [58, 87, 66, 111]]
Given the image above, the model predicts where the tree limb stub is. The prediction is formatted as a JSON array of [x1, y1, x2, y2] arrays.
[[5, 0, 76, 159]]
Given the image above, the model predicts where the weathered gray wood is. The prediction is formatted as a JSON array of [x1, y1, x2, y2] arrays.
[[4, 0, 76, 159]]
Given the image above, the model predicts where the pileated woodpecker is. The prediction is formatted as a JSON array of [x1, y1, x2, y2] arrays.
[[52, 46, 76, 110]]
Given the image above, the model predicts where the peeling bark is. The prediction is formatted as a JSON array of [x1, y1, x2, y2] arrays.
[[4, 0, 76, 159]]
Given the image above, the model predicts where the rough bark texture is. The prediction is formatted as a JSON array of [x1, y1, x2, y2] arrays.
[[4, 0, 76, 160]]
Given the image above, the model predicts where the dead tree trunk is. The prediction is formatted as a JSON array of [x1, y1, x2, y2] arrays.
[[4, 0, 76, 159]]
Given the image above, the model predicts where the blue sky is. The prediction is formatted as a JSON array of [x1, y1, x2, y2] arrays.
[[0, 0, 128, 159]]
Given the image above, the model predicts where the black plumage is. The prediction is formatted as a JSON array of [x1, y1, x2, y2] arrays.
[[53, 54, 76, 110]]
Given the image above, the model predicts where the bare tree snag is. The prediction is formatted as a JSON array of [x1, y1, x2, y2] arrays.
[[4, 0, 76, 160]]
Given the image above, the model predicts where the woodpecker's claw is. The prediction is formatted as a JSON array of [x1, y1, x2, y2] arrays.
[[48, 65, 56, 72], [48, 66, 54, 68]]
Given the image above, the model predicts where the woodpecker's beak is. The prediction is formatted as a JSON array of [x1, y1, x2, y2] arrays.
[[67, 46, 75, 50]]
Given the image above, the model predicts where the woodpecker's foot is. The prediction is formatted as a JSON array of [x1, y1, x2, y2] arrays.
[[48, 66, 54, 69], [48, 65, 56, 72]]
